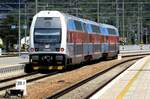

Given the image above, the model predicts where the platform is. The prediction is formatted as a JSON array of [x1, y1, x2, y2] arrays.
[[0, 57, 28, 68], [90, 55, 150, 99]]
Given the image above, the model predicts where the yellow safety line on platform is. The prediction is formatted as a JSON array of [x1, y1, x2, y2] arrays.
[[117, 57, 150, 99]]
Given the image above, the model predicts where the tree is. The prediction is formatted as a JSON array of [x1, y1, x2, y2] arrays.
[[0, 15, 18, 51]]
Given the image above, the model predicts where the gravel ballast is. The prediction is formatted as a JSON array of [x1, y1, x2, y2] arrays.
[[24, 56, 142, 99]]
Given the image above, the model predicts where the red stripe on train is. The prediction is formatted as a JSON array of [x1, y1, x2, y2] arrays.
[[67, 31, 119, 44]]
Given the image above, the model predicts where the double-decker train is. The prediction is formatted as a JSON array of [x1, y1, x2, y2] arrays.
[[25, 11, 119, 72]]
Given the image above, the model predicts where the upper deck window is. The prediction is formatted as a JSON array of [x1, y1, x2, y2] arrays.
[[91, 25, 100, 34], [86, 24, 92, 33], [74, 20, 83, 31], [108, 28, 117, 35], [67, 19, 75, 31], [82, 22, 88, 33], [35, 17, 61, 29], [100, 27, 109, 35]]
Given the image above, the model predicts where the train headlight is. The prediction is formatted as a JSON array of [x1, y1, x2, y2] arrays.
[[60, 48, 64, 52], [56, 48, 64, 52]]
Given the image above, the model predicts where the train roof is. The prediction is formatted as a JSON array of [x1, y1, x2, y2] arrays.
[[34, 10, 63, 18], [36, 11, 117, 27], [101, 23, 118, 30], [36, 11, 101, 26], [35, 10, 118, 35], [64, 13, 100, 26], [61, 11, 118, 31]]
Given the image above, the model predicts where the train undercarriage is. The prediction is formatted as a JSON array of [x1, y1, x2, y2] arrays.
[[25, 53, 66, 73]]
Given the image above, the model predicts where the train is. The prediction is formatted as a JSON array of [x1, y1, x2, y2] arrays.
[[25, 11, 119, 72]]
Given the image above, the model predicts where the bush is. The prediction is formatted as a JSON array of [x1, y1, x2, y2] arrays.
[[0, 44, 3, 48]]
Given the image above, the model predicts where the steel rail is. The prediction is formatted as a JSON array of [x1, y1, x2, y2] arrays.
[[0, 71, 58, 93], [0, 72, 38, 83]]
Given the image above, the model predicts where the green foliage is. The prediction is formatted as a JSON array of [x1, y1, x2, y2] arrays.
[[0, 44, 3, 48], [1, 0, 150, 48], [0, 15, 18, 51]]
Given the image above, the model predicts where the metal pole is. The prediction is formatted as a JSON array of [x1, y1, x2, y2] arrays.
[[146, 28, 148, 44], [76, 0, 78, 16], [25, 2, 27, 45], [137, 2, 140, 44], [97, 0, 100, 23], [18, 0, 21, 56], [44, 3, 48, 10], [116, 0, 119, 29], [140, 2, 143, 44], [35, 0, 38, 13], [122, 0, 125, 41]]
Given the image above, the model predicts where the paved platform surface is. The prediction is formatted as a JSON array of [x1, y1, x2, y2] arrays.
[[0, 57, 28, 67], [90, 55, 150, 99]]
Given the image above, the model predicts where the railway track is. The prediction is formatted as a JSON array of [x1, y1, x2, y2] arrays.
[[0, 72, 37, 84], [0, 54, 148, 98], [46, 56, 144, 99], [0, 71, 58, 97]]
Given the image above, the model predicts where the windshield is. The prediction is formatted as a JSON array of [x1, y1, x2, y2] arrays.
[[34, 28, 61, 43]]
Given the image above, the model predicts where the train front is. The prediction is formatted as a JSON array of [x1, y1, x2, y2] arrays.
[[28, 11, 67, 71]]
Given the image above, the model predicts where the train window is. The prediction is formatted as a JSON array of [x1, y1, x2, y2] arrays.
[[44, 17, 53, 20], [74, 20, 83, 31], [109, 44, 115, 51], [75, 45, 83, 55], [93, 44, 101, 52], [86, 24, 92, 33], [67, 20, 75, 31], [91, 25, 100, 33], [100, 27, 109, 35], [34, 28, 61, 43], [108, 28, 116, 35], [82, 23, 88, 33], [35, 17, 61, 28], [99, 27, 101, 33]]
